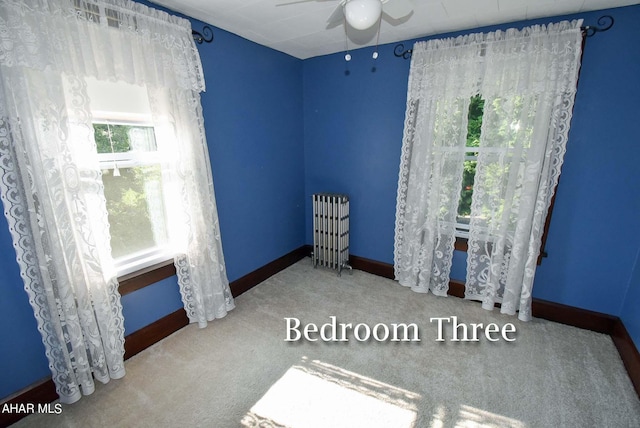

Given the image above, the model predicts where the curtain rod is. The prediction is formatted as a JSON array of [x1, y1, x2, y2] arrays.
[[393, 15, 614, 60], [192, 25, 214, 44]]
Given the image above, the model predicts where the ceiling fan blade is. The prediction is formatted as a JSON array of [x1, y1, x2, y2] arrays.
[[276, 0, 316, 6], [382, 0, 413, 20], [326, 2, 345, 25]]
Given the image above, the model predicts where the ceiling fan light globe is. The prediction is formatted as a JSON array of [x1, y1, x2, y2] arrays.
[[344, 0, 382, 30]]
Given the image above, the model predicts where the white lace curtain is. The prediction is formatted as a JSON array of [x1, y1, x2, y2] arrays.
[[0, 0, 233, 404], [395, 21, 584, 321]]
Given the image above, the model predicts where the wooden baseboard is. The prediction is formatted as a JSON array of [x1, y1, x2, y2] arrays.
[[1, 307, 190, 428], [122, 245, 311, 360], [124, 308, 189, 360], [230, 246, 310, 297], [0, 379, 57, 428], [448, 280, 466, 298], [531, 298, 618, 334], [1, 245, 310, 427], [612, 320, 640, 398], [349, 253, 640, 398], [302, 246, 394, 279], [349, 253, 394, 279], [122, 246, 310, 363]]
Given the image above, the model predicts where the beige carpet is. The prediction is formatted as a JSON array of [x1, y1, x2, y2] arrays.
[[14, 260, 640, 427]]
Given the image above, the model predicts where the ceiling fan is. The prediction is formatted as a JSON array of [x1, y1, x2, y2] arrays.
[[277, 0, 414, 31]]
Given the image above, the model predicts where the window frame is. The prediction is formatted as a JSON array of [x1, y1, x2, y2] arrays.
[[93, 119, 175, 277], [454, 150, 478, 240], [454, 204, 554, 265], [451, 99, 553, 265]]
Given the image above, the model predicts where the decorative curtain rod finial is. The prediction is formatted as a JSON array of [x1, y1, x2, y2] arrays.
[[394, 43, 412, 59], [192, 25, 214, 44], [582, 15, 614, 37]]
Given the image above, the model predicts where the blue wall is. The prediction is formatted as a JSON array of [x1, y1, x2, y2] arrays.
[[2, 2, 639, 402], [532, 7, 640, 317], [303, 46, 408, 263], [0, 213, 51, 399], [303, 6, 640, 323], [201, 28, 305, 281], [0, 7, 305, 401]]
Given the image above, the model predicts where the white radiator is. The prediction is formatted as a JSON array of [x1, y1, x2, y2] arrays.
[[312, 193, 351, 275]]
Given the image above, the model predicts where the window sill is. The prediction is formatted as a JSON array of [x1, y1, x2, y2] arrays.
[[455, 237, 547, 265], [455, 237, 468, 252], [118, 259, 176, 296]]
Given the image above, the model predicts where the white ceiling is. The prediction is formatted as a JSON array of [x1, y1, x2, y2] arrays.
[[150, 0, 639, 59]]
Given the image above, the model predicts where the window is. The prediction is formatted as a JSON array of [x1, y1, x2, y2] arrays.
[[94, 122, 171, 275], [455, 95, 484, 239], [86, 78, 173, 276], [453, 95, 552, 263]]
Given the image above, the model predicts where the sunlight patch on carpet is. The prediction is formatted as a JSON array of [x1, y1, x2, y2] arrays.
[[431, 404, 526, 428], [456, 405, 526, 428], [241, 357, 421, 428]]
